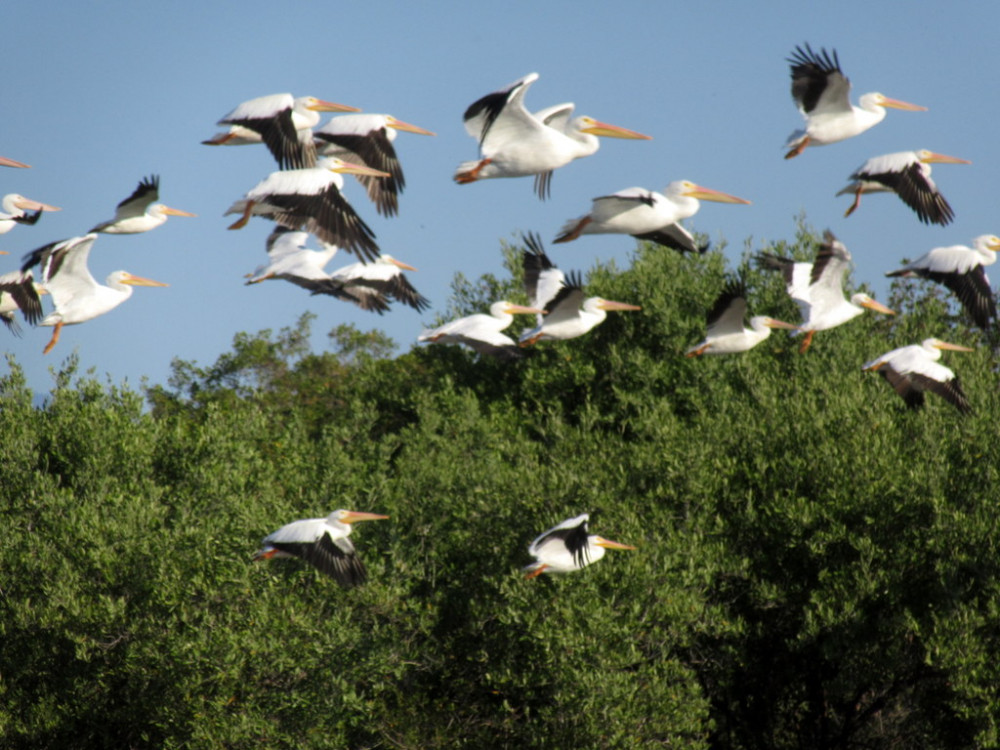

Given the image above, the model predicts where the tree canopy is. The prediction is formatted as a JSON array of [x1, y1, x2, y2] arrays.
[[3, 226, 999, 749]]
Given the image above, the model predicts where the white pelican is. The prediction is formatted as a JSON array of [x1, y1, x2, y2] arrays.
[[784, 44, 925, 159], [0, 193, 61, 235], [245, 225, 341, 287], [524, 514, 635, 578], [0, 269, 44, 336], [554, 181, 751, 252], [885, 235, 1000, 330], [838, 150, 970, 225], [327, 254, 430, 313], [0, 156, 30, 168], [518, 233, 640, 345], [20, 234, 167, 354], [756, 230, 895, 352], [863, 338, 973, 414], [685, 278, 796, 356], [314, 114, 435, 217], [203, 93, 360, 169], [455, 72, 651, 199], [90, 175, 196, 234], [418, 300, 542, 359], [226, 158, 390, 263], [253, 509, 388, 588]]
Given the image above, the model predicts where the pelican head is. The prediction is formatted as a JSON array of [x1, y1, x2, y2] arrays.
[[5, 194, 61, 213], [973, 235, 1000, 253], [329, 510, 390, 525], [677, 181, 752, 205], [380, 255, 418, 272], [915, 150, 971, 165], [866, 93, 927, 112]]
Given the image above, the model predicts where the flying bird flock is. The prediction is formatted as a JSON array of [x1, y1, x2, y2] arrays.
[[3, 44, 994, 583]]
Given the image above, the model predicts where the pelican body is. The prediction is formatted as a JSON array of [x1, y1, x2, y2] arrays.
[[418, 300, 542, 359], [254, 509, 389, 588], [519, 232, 640, 345], [685, 279, 795, 356], [314, 114, 435, 216], [0, 193, 61, 235], [90, 175, 195, 234], [524, 513, 636, 578], [554, 181, 750, 253], [885, 235, 1000, 329], [327, 254, 429, 313], [204, 93, 360, 169], [245, 226, 341, 290], [226, 158, 390, 262], [784, 44, 925, 159], [838, 150, 970, 225], [455, 72, 651, 199], [756, 230, 895, 352], [863, 338, 973, 413], [20, 234, 167, 353]]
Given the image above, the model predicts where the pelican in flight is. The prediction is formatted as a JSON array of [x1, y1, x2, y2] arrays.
[[253, 509, 389, 588], [519, 232, 640, 345], [455, 72, 651, 199], [0, 269, 44, 336], [554, 180, 750, 253], [90, 175, 196, 234], [326, 254, 430, 313], [685, 278, 795, 356], [837, 150, 970, 226], [246, 228, 427, 313], [314, 114, 435, 217], [226, 158, 390, 263], [784, 44, 925, 159], [245, 226, 341, 288], [0, 193, 61, 235], [20, 234, 167, 354], [0, 156, 30, 168], [418, 300, 542, 359], [203, 93, 360, 169], [886, 234, 1000, 330], [863, 338, 973, 414], [524, 514, 635, 578], [756, 230, 895, 352]]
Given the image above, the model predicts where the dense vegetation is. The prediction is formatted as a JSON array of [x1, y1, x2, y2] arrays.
[[3, 226, 999, 748]]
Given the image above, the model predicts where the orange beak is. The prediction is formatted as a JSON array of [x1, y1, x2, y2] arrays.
[[579, 118, 652, 140], [308, 98, 362, 114], [341, 511, 390, 524], [387, 117, 436, 136], [878, 96, 927, 112], [597, 299, 642, 311], [684, 184, 752, 205]]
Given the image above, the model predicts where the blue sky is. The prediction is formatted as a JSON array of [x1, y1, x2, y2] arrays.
[[3, 3, 998, 397]]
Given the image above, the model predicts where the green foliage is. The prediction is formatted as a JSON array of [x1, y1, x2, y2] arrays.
[[3, 225, 1000, 748]]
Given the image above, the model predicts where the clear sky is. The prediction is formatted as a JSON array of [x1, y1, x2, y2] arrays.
[[3, 2, 998, 397]]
